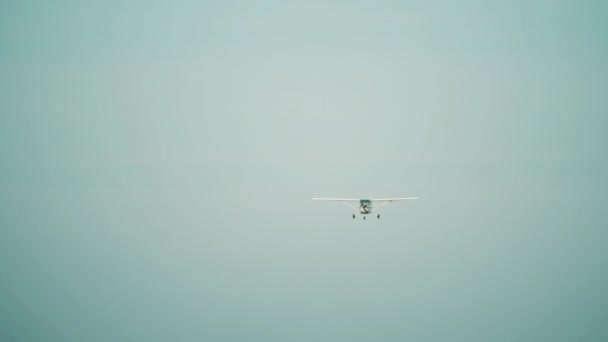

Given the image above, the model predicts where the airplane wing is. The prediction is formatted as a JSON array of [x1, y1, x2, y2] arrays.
[[371, 197, 419, 202], [370, 197, 419, 211], [312, 198, 360, 202]]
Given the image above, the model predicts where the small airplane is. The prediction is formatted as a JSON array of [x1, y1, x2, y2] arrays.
[[312, 196, 419, 219]]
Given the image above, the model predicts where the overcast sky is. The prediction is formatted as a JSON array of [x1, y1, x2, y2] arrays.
[[1, 1, 607, 341]]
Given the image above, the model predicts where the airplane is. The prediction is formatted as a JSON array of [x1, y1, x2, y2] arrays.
[[312, 196, 419, 220]]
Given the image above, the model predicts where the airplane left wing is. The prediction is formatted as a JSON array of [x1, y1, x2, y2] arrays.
[[371, 197, 419, 202]]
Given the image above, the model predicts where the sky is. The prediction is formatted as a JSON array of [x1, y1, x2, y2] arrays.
[[1, 0, 607, 341]]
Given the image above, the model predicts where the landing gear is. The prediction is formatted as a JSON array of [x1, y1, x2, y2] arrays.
[[363, 216, 366, 220], [353, 214, 356, 219], [377, 214, 380, 219]]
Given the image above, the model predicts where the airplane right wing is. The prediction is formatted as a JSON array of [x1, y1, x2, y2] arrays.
[[313, 197, 360, 211]]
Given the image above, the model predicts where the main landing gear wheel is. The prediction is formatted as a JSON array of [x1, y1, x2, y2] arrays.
[[377, 214, 380, 219], [363, 216, 366, 220], [353, 214, 355, 219]]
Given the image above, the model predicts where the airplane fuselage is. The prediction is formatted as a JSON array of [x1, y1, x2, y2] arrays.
[[359, 199, 372, 214]]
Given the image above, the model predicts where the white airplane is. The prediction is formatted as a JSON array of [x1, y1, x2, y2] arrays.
[[312, 196, 419, 220]]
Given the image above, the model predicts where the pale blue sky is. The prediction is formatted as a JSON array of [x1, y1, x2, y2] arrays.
[[1, 1, 607, 341]]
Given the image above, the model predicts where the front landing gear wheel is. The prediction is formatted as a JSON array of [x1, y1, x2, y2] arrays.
[[353, 214, 355, 219], [377, 214, 380, 219], [363, 216, 366, 220]]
